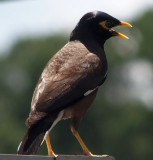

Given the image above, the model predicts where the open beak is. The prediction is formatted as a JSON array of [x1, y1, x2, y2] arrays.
[[119, 21, 132, 27], [112, 21, 132, 39]]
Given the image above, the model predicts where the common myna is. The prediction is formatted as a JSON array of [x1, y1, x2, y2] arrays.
[[17, 11, 132, 156]]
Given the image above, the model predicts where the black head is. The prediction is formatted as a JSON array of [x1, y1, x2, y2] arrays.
[[70, 11, 132, 45]]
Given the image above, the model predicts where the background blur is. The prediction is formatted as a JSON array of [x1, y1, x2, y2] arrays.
[[0, 0, 153, 160]]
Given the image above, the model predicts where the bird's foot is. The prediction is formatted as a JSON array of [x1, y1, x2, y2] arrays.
[[83, 152, 109, 157], [83, 151, 93, 156], [101, 154, 109, 157]]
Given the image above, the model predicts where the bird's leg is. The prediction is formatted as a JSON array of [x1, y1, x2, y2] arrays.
[[45, 133, 55, 156], [70, 118, 109, 157], [70, 119, 93, 156]]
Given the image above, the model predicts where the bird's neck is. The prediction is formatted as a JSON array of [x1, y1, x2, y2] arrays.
[[70, 26, 108, 79], [70, 26, 107, 59]]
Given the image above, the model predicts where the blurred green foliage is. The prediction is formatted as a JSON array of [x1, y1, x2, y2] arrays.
[[0, 10, 153, 160]]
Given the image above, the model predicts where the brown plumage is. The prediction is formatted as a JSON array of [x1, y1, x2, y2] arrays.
[[17, 11, 132, 156]]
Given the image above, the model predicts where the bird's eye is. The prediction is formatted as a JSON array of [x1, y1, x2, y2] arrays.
[[105, 20, 113, 28], [99, 20, 113, 30]]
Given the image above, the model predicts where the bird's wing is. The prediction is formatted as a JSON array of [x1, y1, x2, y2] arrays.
[[31, 41, 104, 114]]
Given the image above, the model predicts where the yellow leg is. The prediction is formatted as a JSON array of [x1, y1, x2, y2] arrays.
[[70, 122, 109, 157], [72, 131, 109, 157], [75, 131, 93, 156], [45, 133, 55, 156], [71, 125, 93, 156]]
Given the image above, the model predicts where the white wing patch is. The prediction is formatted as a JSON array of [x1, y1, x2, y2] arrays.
[[84, 86, 99, 96]]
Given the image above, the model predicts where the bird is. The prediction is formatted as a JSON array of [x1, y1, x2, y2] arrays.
[[17, 11, 132, 156]]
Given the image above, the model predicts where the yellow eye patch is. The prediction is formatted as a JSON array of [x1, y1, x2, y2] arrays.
[[99, 21, 110, 30]]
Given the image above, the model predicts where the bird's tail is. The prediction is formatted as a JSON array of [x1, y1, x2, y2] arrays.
[[17, 119, 52, 155]]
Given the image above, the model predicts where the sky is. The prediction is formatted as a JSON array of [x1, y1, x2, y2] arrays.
[[1, 0, 153, 108], [0, 0, 153, 54]]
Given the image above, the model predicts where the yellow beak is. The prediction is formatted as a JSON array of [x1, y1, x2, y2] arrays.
[[113, 21, 132, 39], [118, 21, 132, 27]]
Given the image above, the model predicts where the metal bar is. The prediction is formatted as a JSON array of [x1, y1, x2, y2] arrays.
[[0, 154, 115, 160]]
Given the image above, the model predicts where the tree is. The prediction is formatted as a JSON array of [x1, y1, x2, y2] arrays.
[[0, 10, 153, 160]]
